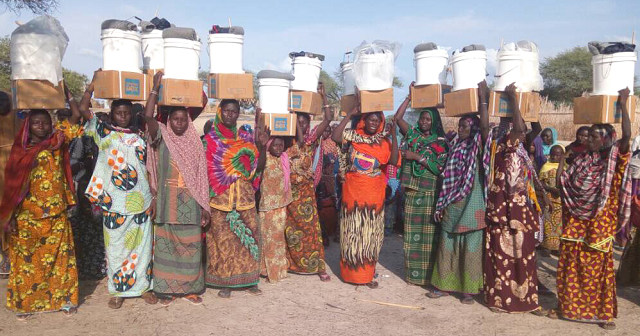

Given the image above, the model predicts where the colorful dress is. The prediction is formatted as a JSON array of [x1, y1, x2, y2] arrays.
[[339, 115, 397, 284], [203, 116, 261, 288], [401, 109, 449, 286], [539, 162, 562, 251], [84, 115, 154, 298], [484, 134, 541, 313], [558, 138, 632, 323], [259, 154, 293, 283], [285, 130, 326, 274], [3, 119, 81, 314]]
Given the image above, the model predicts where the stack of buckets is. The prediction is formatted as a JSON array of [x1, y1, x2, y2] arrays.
[[443, 44, 487, 116], [351, 44, 396, 113], [206, 26, 255, 103], [286, 51, 325, 117], [162, 28, 201, 81], [340, 52, 356, 115], [101, 21, 142, 73]]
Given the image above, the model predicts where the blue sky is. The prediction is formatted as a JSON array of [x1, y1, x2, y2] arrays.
[[1, 0, 639, 105]]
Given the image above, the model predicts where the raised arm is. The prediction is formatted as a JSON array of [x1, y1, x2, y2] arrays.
[[256, 126, 270, 173], [394, 81, 414, 136], [619, 87, 631, 154], [477, 80, 490, 142], [294, 118, 305, 147], [65, 83, 82, 125], [314, 82, 334, 137], [331, 102, 359, 144], [505, 83, 525, 143], [389, 118, 399, 166], [78, 70, 99, 121], [142, 71, 164, 140]]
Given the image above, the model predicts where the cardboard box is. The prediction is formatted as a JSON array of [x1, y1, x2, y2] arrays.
[[444, 88, 478, 117], [262, 113, 296, 136], [144, 69, 163, 93], [11, 80, 65, 110], [208, 73, 254, 99], [157, 78, 203, 107], [93, 70, 147, 101], [411, 84, 452, 109], [489, 91, 541, 122], [360, 88, 394, 113], [573, 95, 637, 124], [290, 90, 323, 115], [340, 94, 357, 116]]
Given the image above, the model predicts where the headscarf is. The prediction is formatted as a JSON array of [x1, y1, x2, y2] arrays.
[[147, 111, 211, 213], [341, 112, 393, 170], [532, 136, 547, 170], [434, 116, 491, 221], [560, 125, 632, 243], [0, 113, 73, 230], [311, 125, 340, 187], [404, 108, 449, 176], [203, 105, 259, 197], [266, 138, 291, 192], [565, 126, 590, 165], [541, 127, 558, 156]]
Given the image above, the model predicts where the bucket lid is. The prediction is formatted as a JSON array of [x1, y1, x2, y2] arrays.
[[209, 25, 245, 35], [461, 44, 486, 52], [162, 27, 199, 41], [588, 41, 636, 55], [413, 42, 438, 53], [101, 19, 138, 31], [257, 70, 295, 80], [289, 51, 325, 61], [340, 61, 353, 68]]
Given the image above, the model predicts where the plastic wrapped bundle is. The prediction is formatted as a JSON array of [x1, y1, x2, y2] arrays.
[[353, 40, 402, 91], [11, 15, 69, 85], [494, 40, 543, 92]]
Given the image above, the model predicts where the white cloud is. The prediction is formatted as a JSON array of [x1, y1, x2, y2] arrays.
[[78, 47, 101, 59]]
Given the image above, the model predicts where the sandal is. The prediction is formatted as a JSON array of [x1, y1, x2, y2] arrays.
[[108, 297, 124, 309], [460, 295, 474, 305], [600, 322, 616, 330], [531, 308, 548, 317], [218, 288, 231, 299], [547, 309, 559, 320], [426, 290, 449, 299], [489, 307, 503, 314], [319, 273, 331, 282], [16, 313, 33, 321], [141, 291, 158, 305], [247, 285, 262, 296], [182, 294, 203, 305], [365, 281, 379, 289], [159, 297, 176, 307], [61, 304, 77, 316]]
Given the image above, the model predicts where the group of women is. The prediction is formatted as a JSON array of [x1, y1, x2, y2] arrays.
[[0, 68, 637, 330]]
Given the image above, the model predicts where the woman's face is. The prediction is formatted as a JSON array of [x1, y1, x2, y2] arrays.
[[541, 129, 553, 146], [458, 119, 472, 140], [29, 113, 52, 143], [364, 113, 382, 135], [220, 103, 240, 128], [528, 143, 536, 155], [588, 128, 605, 152], [577, 128, 589, 145], [112, 105, 132, 128], [169, 109, 189, 136], [322, 127, 331, 140], [268, 138, 285, 158], [418, 111, 432, 134], [297, 113, 310, 135]]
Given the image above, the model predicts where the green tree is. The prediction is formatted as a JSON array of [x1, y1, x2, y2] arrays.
[[1, 0, 58, 14], [0, 36, 9, 92], [540, 47, 592, 103], [62, 68, 88, 100]]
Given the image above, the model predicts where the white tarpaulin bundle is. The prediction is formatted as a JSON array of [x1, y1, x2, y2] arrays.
[[10, 15, 69, 85]]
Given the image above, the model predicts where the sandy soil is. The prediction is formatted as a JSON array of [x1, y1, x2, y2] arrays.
[[1, 233, 639, 336]]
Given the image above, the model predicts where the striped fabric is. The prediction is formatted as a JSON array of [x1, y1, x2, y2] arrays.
[[153, 223, 204, 295], [403, 189, 440, 286]]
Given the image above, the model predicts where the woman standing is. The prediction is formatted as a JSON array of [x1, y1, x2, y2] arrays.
[[331, 108, 399, 288], [394, 86, 449, 287], [80, 76, 157, 309], [538, 145, 565, 253], [430, 81, 491, 303], [1, 105, 82, 319], [556, 88, 633, 330], [203, 99, 268, 298], [284, 83, 333, 281]]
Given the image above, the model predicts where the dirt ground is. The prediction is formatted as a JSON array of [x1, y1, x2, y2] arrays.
[[1, 233, 639, 336]]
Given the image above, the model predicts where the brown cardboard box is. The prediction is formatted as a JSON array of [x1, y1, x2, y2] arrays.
[[262, 113, 297, 136], [290, 90, 323, 115], [11, 80, 65, 110], [157, 78, 204, 107], [444, 88, 478, 117], [411, 84, 452, 109], [489, 91, 540, 122], [360, 88, 394, 113], [340, 94, 357, 116], [573, 95, 637, 124], [93, 70, 147, 101], [208, 73, 254, 99], [144, 69, 163, 93]]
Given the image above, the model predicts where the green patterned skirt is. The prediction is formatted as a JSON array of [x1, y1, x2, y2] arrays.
[[403, 189, 439, 286]]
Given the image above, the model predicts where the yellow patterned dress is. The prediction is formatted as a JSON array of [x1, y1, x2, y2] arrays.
[[6, 121, 81, 314]]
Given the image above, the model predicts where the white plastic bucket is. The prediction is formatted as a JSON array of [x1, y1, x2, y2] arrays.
[[258, 78, 291, 114], [342, 63, 356, 95], [451, 50, 487, 91], [355, 53, 394, 90], [493, 51, 541, 92], [290, 56, 322, 92], [208, 33, 244, 74], [101, 29, 142, 73], [141, 29, 164, 70], [592, 52, 637, 95], [163, 38, 201, 80], [414, 49, 449, 85]]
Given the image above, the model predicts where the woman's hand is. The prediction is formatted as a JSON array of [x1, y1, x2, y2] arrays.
[[256, 125, 271, 151], [152, 71, 164, 92], [200, 209, 211, 228], [618, 87, 630, 106], [504, 82, 517, 101], [402, 149, 421, 161]]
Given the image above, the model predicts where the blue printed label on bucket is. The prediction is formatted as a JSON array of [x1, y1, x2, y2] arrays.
[[210, 78, 217, 96], [124, 78, 141, 97], [273, 117, 289, 132], [291, 94, 303, 109]]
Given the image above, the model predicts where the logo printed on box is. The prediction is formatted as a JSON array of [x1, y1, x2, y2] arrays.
[[273, 117, 289, 132], [124, 78, 141, 96], [210, 78, 217, 96], [497, 96, 511, 115], [291, 94, 303, 109]]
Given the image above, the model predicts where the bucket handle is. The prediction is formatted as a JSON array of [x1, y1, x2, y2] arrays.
[[494, 65, 519, 78]]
